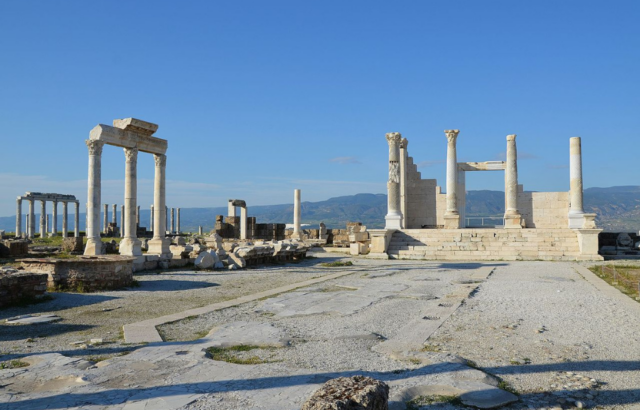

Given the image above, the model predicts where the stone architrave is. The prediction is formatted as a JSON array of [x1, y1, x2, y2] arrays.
[[568, 137, 586, 228], [385, 132, 403, 229], [147, 154, 171, 258], [291, 189, 302, 239], [444, 129, 460, 229], [62, 201, 68, 237], [504, 134, 522, 229], [84, 139, 104, 255], [15, 198, 22, 237], [119, 148, 142, 256]]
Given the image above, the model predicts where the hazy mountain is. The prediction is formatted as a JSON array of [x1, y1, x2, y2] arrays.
[[2, 187, 640, 233]]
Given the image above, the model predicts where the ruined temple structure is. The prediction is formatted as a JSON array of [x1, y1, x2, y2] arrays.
[[215, 199, 288, 241], [84, 118, 172, 269], [16, 192, 80, 238], [369, 131, 602, 261]]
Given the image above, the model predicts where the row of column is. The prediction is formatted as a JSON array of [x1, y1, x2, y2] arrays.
[[16, 198, 79, 238], [385, 132, 587, 230]]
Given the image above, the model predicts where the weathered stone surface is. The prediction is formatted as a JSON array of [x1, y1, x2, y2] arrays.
[[62, 237, 83, 253], [302, 376, 389, 410], [195, 252, 214, 269], [228, 252, 246, 269], [0, 239, 29, 256], [0, 271, 48, 308], [6, 314, 62, 325]]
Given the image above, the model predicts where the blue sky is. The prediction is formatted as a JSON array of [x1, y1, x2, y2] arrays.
[[0, 1, 638, 217]]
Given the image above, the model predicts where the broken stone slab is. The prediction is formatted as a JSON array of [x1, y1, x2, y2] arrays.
[[6, 314, 62, 325], [302, 375, 389, 410], [194, 252, 214, 269], [228, 252, 246, 268], [203, 321, 290, 347]]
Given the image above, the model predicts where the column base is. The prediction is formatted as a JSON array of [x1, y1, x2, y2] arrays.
[[385, 214, 403, 230], [147, 237, 172, 259], [290, 233, 301, 240], [120, 238, 143, 256], [576, 228, 603, 257], [568, 213, 586, 229], [84, 238, 104, 256], [443, 214, 461, 229], [504, 214, 523, 229]]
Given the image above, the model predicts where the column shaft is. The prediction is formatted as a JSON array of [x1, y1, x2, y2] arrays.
[[240, 207, 247, 240], [62, 202, 68, 237], [52, 201, 58, 236], [29, 199, 35, 238], [112, 204, 117, 224], [505, 134, 519, 215], [120, 148, 142, 256], [120, 205, 125, 237], [385, 132, 403, 229], [443, 130, 461, 229], [292, 189, 301, 238], [177, 208, 181, 233], [568, 137, 585, 228], [74, 202, 79, 238], [103, 204, 108, 234], [39, 200, 46, 238], [399, 138, 408, 227], [150, 205, 154, 233], [170, 208, 175, 233], [16, 198, 22, 237], [148, 154, 171, 257], [84, 139, 104, 254]]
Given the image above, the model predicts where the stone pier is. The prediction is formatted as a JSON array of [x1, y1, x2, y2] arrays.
[[292, 190, 302, 239], [504, 134, 522, 228], [444, 130, 460, 229], [385, 132, 403, 229]]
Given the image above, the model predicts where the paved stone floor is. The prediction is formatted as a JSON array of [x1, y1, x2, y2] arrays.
[[1, 254, 640, 409]]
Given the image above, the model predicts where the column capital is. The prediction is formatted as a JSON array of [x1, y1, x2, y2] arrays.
[[16, 197, 22, 202], [400, 138, 408, 149], [444, 129, 460, 143], [154, 153, 167, 167], [506, 134, 517, 141], [385, 132, 402, 145], [124, 147, 139, 163], [86, 139, 104, 156]]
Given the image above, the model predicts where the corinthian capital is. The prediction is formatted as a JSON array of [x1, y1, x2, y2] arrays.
[[123, 147, 139, 163], [444, 129, 459, 143], [506, 134, 517, 141], [86, 139, 104, 156], [400, 138, 408, 149], [386, 132, 402, 145], [154, 154, 166, 168]]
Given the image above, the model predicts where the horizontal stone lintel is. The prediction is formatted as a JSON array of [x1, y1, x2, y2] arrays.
[[458, 161, 506, 171], [89, 124, 168, 155]]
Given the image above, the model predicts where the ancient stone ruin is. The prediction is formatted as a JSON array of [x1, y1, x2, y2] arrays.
[[15, 192, 80, 239]]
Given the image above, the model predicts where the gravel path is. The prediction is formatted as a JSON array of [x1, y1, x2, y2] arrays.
[[0, 255, 348, 361]]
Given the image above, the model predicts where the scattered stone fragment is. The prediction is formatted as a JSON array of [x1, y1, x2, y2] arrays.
[[6, 314, 62, 325], [302, 375, 389, 410]]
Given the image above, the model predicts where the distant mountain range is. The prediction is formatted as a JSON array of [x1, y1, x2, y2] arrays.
[[1, 187, 639, 233]]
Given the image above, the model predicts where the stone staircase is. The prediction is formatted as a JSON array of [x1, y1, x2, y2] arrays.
[[387, 228, 586, 261]]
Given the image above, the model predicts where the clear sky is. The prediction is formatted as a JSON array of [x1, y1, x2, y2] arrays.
[[0, 1, 638, 217]]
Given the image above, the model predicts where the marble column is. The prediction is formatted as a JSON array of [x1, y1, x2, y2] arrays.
[[228, 201, 237, 217], [136, 205, 140, 228], [39, 200, 46, 238], [399, 138, 408, 226], [103, 204, 109, 234], [29, 199, 35, 238], [15, 198, 22, 237], [62, 201, 68, 237], [46, 215, 50, 236], [166, 206, 169, 232], [444, 129, 461, 229], [240, 206, 247, 240], [26, 214, 29, 238], [119, 147, 142, 256], [74, 201, 79, 238], [148, 154, 171, 257], [292, 189, 302, 239], [150, 205, 154, 233], [385, 132, 403, 229], [52, 201, 58, 236], [112, 204, 117, 224], [198, 226, 203, 235], [569, 136, 586, 228], [170, 208, 175, 233], [84, 139, 104, 254], [120, 205, 125, 238], [177, 208, 181, 234], [504, 134, 522, 228]]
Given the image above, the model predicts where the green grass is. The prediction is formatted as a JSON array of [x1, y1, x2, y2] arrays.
[[421, 344, 442, 352], [497, 379, 519, 395], [0, 359, 30, 369], [406, 395, 462, 409], [589, 265, 640, 302], [206, 345, 277, 365], [87, 356, 109, 363], [320, 260, 353, 267]]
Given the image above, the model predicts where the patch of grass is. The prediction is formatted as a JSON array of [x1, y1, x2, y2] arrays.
[[320, 260, 353, 267], [406, 395, 462, 409], [88, 356, 109, 363], [509, 359, 521, 365], [0, 359, 30, 369], [206, 345, 277, 365], [589, 265, 640, 302], [498, 379, 519, 395], [466, 359, 478, 368], [421, 344, 442, 352]]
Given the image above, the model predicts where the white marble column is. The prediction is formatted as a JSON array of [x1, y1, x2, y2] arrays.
[[444, 130, 461, 229], [504, 134, 522, 228], [385, 132, 403, 229], [39, 200, 46, 238], [52, 201, 58, 236], [103, 204, 109, 234], [150, 205, 154, 233], [148, 154, 171, 257], [228, 201, 237, 217], [15, 198, 22, 237], [112, 204, 117, 224], [84, 139, 104, 254], [176, 208, 181, 234], [74, 201, 79, 238], [399, 138, 408, 226], [120, 205, 125, 238], [240, 206, 247, 240], [120, 147, 142, 256], [62, 201, 68, 237], [170, 208, 175, 233], [136, 205, 140, 228], [569, 136, 586, 228], [291, 189, 302, 239], [29, 199, 35, 238]]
